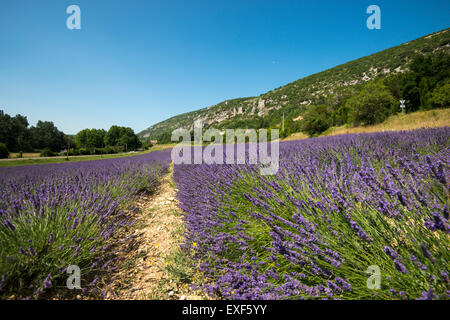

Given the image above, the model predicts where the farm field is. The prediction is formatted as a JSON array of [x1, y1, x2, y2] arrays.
[[0, 150, 172, 298], [0, 127, 449, 300], [174, 127, 450, 299], [1, 1, 449, 308], [0, 145, 177, 168]]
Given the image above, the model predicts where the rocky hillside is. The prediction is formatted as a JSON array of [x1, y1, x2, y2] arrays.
[[138, 28, 450, 142]]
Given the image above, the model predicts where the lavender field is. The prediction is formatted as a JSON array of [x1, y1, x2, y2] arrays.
[[0, 150, 172, 298], [174, 127, 450, 299], [0, 128, 449, 300]]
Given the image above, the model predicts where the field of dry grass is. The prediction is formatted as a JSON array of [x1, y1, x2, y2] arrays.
[[324, 109, 450, 136], [281, 132, 309, 141], [9, 152, 40, 158]]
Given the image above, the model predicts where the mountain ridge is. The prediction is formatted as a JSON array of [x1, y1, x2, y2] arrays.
[[138, 28, 450, 142]]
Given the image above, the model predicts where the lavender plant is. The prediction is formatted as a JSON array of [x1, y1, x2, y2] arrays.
[[0, 150, 171, 298], [174, 127, 450, 300]]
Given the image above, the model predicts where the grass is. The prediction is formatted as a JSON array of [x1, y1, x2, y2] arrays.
[[281, 132, 309, 141], [323, 109, 450, 136], [0, 144, 176, 167], [9, 153, 40, 158]]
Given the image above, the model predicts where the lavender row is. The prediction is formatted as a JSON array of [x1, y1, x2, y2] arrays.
[[174, 128, 450, 300], [0, 150, 171, 298]]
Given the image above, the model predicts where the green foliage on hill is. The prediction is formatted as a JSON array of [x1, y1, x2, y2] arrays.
[[431, 81, 450, 108], [346, 81, 397, 126], [384, 52, 450, 111], [139, 28, 450, 143], [301, 105, 332, 137]]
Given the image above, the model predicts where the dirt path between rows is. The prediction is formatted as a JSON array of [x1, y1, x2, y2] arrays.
[[103, 165, 208, 300]]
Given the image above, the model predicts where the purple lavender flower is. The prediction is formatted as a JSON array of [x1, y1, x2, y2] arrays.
[[43, 274, 52, 289], [28, 246, 37, 256], [394, 259, 408, 274], [335, 277, 352, 292], [3, 219, 15, 231], [420, 243, 435, 263], [441, 270, 449, 283], [417, 289, 436, 300], [384, 246, 397, 259], [0, 149, 172, 296]]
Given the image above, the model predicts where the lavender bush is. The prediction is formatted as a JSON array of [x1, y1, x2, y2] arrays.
[[174, 127, 450, 300], [0, 150, 171, 298]]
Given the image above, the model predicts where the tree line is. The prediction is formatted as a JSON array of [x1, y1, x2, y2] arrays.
[[73, 126, 143, 155], [0, 110, 145, 158]]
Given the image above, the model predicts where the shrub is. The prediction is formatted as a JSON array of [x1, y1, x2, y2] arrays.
[[78, 148, 91, 155], [40, 148, 57, 157], [0, 143, 9, 159], [431, 82, 450, 108], [113, 145, 124, 153], [301, 105, 332, 137], [346, 81, 397, 126], [103, 146, 118, 154], [68, 148, 79, 156], [142, 140, 153, 150]]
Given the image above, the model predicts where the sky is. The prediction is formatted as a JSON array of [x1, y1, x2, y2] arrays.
[[0, 0, 448, 134]]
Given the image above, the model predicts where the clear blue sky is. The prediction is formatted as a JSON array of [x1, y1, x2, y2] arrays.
[[0, 0, 448, 134]]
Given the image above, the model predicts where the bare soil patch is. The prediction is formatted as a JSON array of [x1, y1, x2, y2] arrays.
[[103, 165, 208, 300]]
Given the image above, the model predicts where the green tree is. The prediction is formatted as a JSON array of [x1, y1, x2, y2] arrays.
[[418, 77, 433, 110], [87, 129, 106, 149], [0, 142, 9, 159], [385, 53, 450, 111], [258, 117, 269, 129], [301, 105, 332, 137], [346, 81, 397, 126], [75, 129, 106, 150], [430, 82, 450, 108], [104, 125, 122, 146], [29, 121, 65, 151], [0, 110, 11, 145], [331, 104, 350, 126], [0, 110, 32, 152], [64, 134, 75, 149], [13, 114, 32, 152], [141, 139, 153, 150], [104, 126, 141, 150], [74, 129, 89, 149], [157, 131, 172, 144]]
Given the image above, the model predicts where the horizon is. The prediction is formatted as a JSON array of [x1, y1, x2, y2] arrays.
[[0, 0, 449, 135]]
